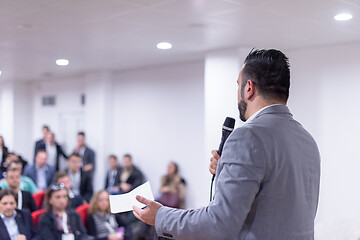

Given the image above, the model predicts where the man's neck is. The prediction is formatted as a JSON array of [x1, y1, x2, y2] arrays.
[[9, 186, 18, 193], [246, 97, 285, 120]]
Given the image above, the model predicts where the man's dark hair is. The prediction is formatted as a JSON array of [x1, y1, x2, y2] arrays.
[[68, 152, 82, 160], [42, 125, 50, 131], [123, 154, 132, 161], [0, 189, 18, 203], [35, 149, 47, 156], [55, 171, 69, 183], [242, 49, 290, 102], [109, 155, 118, 161], [78, 131, 85, 137]]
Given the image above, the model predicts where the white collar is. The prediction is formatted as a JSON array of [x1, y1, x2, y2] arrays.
[[245, 104, 283, 124], [0, 210, 17, 220]]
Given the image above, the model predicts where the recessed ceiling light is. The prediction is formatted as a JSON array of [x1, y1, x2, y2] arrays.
[[334, 13, 353, 21], [157, 42, 172, 50], [56, 59, 69, 66]]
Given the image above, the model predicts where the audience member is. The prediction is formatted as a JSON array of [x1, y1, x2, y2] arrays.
[[0, 189, 40, 240], [34, 125, 50, 159], [24, 150, 55, 190], [38, 183, 89, 240], [87, 190, 127, 240], [117, 154, 145, 193], [6, 167, 37, 212], [55, 171, 84, 209], [157, 161, 186, 209], [104, 155, 121, 194], [0, 136, 8, 169], [74, 132, 95, 176], [65, 153, 93, 202], [0, 159, 38, 194], [39, 132, 68, 171]]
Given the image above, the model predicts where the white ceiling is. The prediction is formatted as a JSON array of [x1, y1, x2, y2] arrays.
[[0, 0, 359, 82]]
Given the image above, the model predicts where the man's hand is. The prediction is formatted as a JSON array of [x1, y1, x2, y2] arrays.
[[14, 235, 26, 240], [209, 150, 220, 175], [132, 195, 163, 226], [120, 183, 132, 193], [83, 164, 93, 172]]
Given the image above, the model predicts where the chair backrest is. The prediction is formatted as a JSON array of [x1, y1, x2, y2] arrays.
[[31, 208, 47, 227], [75, 204, 89, 227], [32, 191, 46, 209]]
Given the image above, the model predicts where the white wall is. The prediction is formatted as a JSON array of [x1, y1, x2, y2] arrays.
[[113, 61, 205, 208], [287, 43, 360, 232]]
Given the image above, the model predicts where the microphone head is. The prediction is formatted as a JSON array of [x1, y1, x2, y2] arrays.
[[223, 117, 235, 131]]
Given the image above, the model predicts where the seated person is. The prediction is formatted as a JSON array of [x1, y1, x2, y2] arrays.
[[24, 150, 55, 191], [6, 167, 37, 212], [38, 183, 88, 240], [65, 153, 93, 203], [55, 171, 85, 209], [0, 159, 38, 194], [157, 161, 186, 209], [104, 155, 121, 194], [116, 154, 144, 193], [87, 190, 127, 240], [0, 189, 39, 240], [0, 152, 28, 177]]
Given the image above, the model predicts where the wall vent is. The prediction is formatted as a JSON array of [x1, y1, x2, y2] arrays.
[[42, 96, 56, 106]]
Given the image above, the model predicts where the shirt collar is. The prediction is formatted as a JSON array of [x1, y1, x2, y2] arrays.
[[0, 210, 17, 220], [245, 104, 284, 124]]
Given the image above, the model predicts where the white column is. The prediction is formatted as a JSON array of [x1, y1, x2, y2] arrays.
[[84, 71, 114, 192]]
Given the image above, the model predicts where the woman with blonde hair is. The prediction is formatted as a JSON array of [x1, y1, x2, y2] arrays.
[[87, 190, 127, 240]]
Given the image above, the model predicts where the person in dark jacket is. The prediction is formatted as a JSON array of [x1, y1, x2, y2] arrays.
[[0, 189, 40, 240], [6, 167, 37, 212], [0, 136, 8, 169], [38, 183, 88, 240], [65, 153, 93, 202], [34, 125, 50, 159], [115, 154, 145, 193], [38, 132, 68, 171]]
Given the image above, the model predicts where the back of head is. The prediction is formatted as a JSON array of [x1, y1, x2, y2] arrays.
[[242, 49, 290, 103]]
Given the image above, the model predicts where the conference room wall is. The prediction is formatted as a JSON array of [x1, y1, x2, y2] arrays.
[[288, 42, 360, 228], [113, 60, 206, 208]]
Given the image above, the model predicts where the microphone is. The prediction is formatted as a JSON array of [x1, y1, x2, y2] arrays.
[[210, 117, 235, 201], [217, 117, 236, 156]]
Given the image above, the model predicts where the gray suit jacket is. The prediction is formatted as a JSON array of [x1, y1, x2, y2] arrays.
[[155, 105, 320, 240]]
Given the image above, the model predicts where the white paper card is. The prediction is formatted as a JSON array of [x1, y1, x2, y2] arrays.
[[109, 181, 154, 213]]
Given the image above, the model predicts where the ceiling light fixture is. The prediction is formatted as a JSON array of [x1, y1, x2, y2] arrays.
[[157, 42, 172, 50], [334, 13, 353, 21], [0, 70, 2, 76], [56, 59, 69, 66]]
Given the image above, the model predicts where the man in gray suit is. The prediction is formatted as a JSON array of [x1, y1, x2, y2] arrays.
[[133, 49, 321, 239]]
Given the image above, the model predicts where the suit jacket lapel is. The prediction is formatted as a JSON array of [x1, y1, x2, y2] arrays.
[[15, 211, 25, 235], [0, 218, 11, 240]]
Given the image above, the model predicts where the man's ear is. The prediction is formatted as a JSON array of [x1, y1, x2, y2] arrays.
[[244, 80, 255, 100]]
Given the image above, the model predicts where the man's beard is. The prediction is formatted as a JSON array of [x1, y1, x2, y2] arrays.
[[238, 99, 247, 122]]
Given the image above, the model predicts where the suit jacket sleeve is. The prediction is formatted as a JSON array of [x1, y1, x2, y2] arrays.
[[155, 128, 266, 240], [86, 214, 97, 237], [81, 171, 93, 202], [39, 213, 57, 240]]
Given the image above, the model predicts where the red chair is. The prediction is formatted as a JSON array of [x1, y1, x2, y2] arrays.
[[76, 204, 90, 227], [31, 209, 47, 226], [32, 191, 46, 209]]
